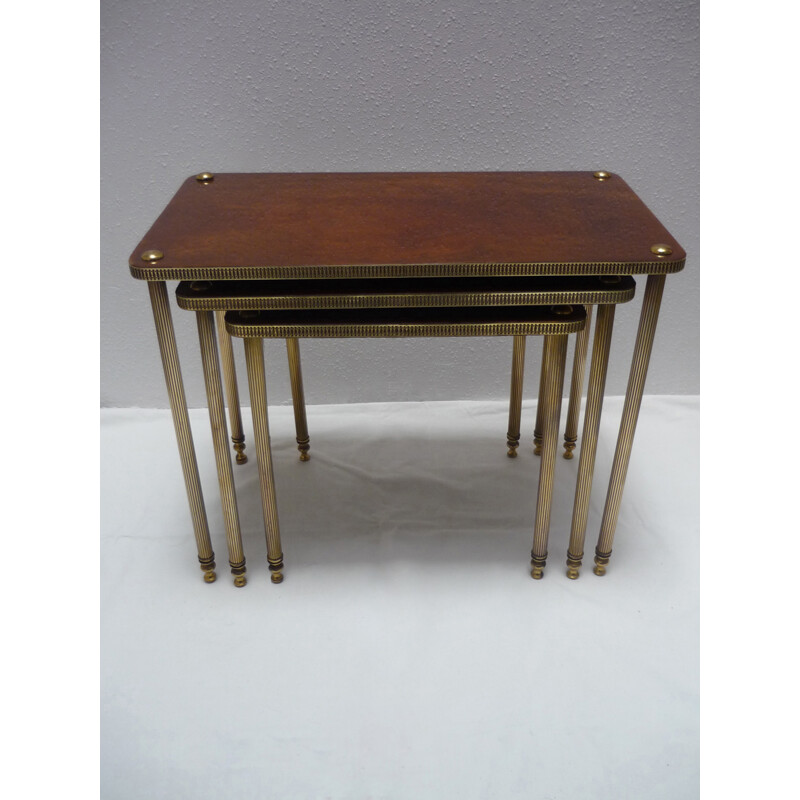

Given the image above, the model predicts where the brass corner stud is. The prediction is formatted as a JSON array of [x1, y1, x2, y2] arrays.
[[196, 172, 214, 183], [650, 243, 673, 257], [141, 249, 164, 262], [551, 305, 574, 316], [593, 171, 611, 181]]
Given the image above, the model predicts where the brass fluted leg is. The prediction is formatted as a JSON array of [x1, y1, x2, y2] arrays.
[[147, 282, 216, 582], [286, 338, 311, 461], [532, 353, 547, 455], [197, 312, 247, 586], [563, 305, 594, 459], [506, 336, 527, 457], [530, 333, 569, 579], [594, 275, 666, 576], [215, 310, 247, 465], [566, 305, 615, 579], [243, 338, 285, 583]]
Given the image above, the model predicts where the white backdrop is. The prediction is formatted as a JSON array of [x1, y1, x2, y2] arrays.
[[101, 396, 699, 798], [100, 0, 699, 409]]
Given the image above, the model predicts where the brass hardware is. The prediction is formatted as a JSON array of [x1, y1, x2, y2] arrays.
[[270, 564, 285, 584], [191, 281, 212, 292], [533, 355, 546, 456], [566, 547, 582, 579], [286, 338, 311, 461], [225, 313, 586, 340], [233, 575, 247, 587], [243, 337, 286, 585], [130, 257, 686, 281], [232, 437, 248, 465], [174, 278, 638, 312], [529, 333, 569, 579], [566, 303, 617, 581], [650, 243, 672, 257], [215, 310, 248, 465], [551, 305, 573, 315], [147, 281, 215, 577], [593, 171, 611, 181], [196, 310, 247, 586], [593, 551, 611, 576], [141, 249, 164, 262], [506, 336, 526, 457], [595, 274, 666, 574], [203, 570, 217, 583], [196, 172, 214, 183], [563, 304, 593, 459]]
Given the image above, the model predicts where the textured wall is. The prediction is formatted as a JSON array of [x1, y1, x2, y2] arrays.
[[101, 0, 698, 408]]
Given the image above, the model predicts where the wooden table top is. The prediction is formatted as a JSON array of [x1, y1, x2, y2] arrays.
[[130, 172, 685, 281]]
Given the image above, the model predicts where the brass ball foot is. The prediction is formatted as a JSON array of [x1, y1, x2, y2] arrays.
[[563, 437, 577, 460], [270, 571, 284, 584], [203, 570, 217, 583], [593, 551, 610, 576], [233, 439, 248, 465], [530, 566, 544, 580], [566, 566, 580, 580], [507, 447, 518, 458], [233, 574, 247, 587], [297, 438, 310, 462]]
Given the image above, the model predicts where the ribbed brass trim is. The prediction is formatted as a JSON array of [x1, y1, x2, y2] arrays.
[[595, 274, 666, 563], [226, 319, 586, 339], [146, 281, 214, 571], [195, 310, 247, 580], [132, 258, 685, 281], [176, 286, 636, 311]]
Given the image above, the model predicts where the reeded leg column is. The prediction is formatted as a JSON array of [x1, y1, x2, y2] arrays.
[[563, 305, 594, 459], [565, 304, 615, 578], [506, 336, 526, 457], [197, 311, 247, 586], [147, 281, 216, 582], [243, 337, 285, 583], [286, 338, 311, 461], [594, 274, 666, 576], [532, 354, 547, 455], [530, 333, 569, 579], [215, 310, 247, 465]]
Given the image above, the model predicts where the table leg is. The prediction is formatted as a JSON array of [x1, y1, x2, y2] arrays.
[[565, 304, 616, 578], [506, 336, 526, 457], [147, 281, 216, 582], [594, 274, 666, 576], [530, 333, 569, 579], [214, 310, 247, 465], [243, 338, 285, 583], [562, 305, 593, 459], [286, 338, 311, 461], [196, 312, 247, 586], [532, 354, 547, 455]]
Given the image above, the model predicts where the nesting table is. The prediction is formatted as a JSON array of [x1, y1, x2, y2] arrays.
[[129, 171, 685, 585]]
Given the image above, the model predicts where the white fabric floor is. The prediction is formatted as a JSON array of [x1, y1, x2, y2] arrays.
[[101, 396, 699, 799]]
